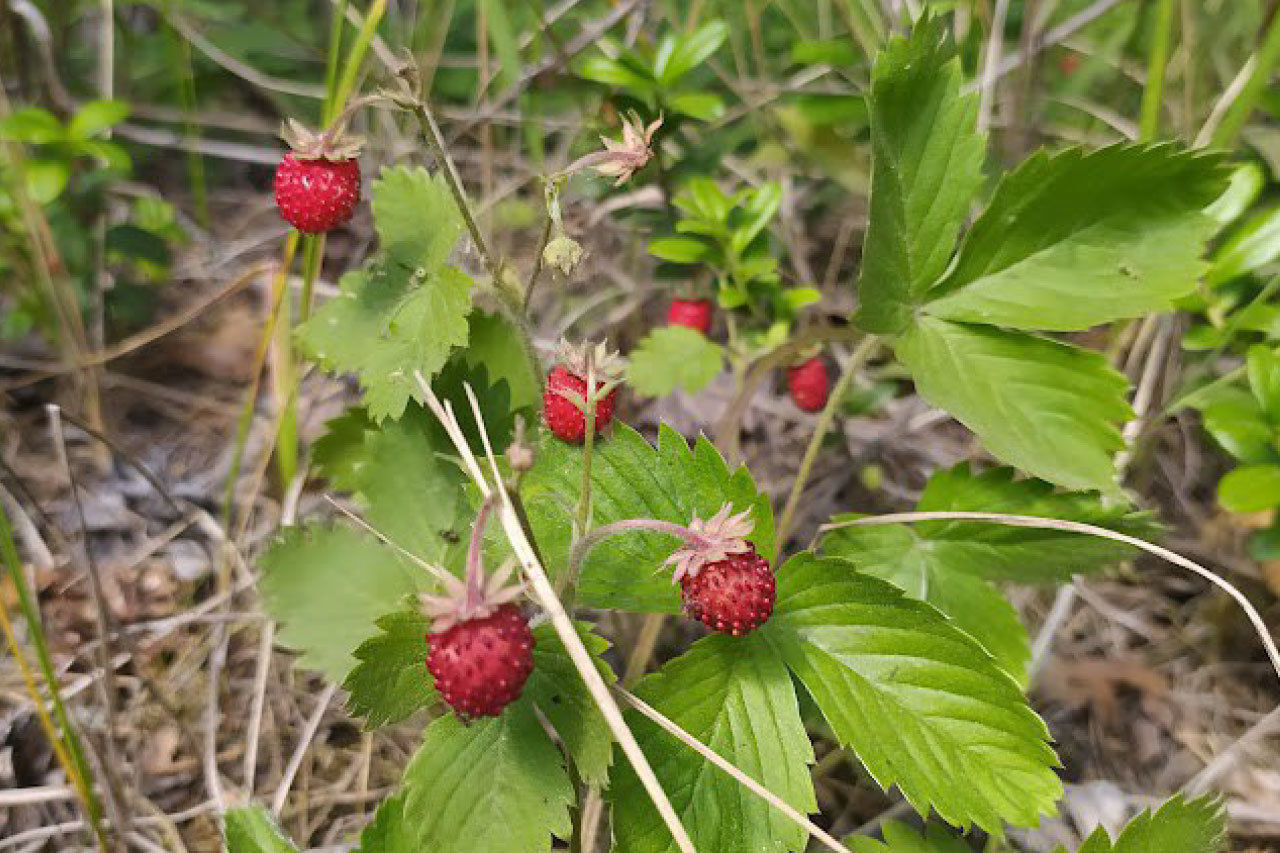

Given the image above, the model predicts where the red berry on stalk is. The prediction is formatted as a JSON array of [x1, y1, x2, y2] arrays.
[[274, 118, 363, 234], [421, 560, 531, 720], [543, 339, 624, 444], [667, 298, 713, 334], [787, 356, 830, 413], [666, 504, 775, 636]]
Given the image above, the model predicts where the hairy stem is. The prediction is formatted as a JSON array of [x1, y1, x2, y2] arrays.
[[562, 518, 707, 600], [464, 497, 498, 609]]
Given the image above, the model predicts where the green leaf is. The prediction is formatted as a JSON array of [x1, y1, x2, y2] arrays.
[[731, 182, 782, 257], [69, 99, 129, 139], [855, 16, 984, 334], [0, 107, 64, 143], [24, 159, 69, 204], [577, 55, 656, 93], [1209, 205, 1280, 286], [260, 525, 428, 682], [402, 700, 575, 853], [763, 553, 1062, 833], [926, 145, 1228, 330], [1076, 795, 1226, 853], [611, 633, 816, 853], [1205, 161, 1264, 225], [656, 21, 729, 85], [1247, 344, 1280, 420], [823, 464, 1153, 682], [1199, 386, 1274, 463], [525, 623, 616, 785], [849, 821, 971, 853], [432, 357, 522, 454], [787, 93, 869, 126], [464, 310, 541, 411], [790, 39, 860, 67], [897, 317, 1131, 492], [370, 166, 462, 270], [299, 264, 473, 421], [224, 805, 299, 853], [1219, 463, 1280, 513], [628, 327, 725, 397], [520, 423, 773, 611], [666, 91, 725, 121], [356, 793, 413, 852], [649, 236, 711, 264], [343, 611, 437, 728]]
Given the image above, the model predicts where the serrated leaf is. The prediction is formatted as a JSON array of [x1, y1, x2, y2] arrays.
[[897, 317, 1131, 492], [762, 553, 1062, 833], [312, 408, 373, 492], [224, 805, 299, 853], [611, 633, 816, 853], [925, 145, 1227, 330], [823, 465, 1153, 682], [357, 793, 413, 852], [432, 356, 522, 453], [855, 16, 984, 334], [849, 821, 972, 853], [402, 700, 575, 853], [261, 525, 428, 682], [1075, 795, 1226, 853], [628, 327, 725, 397], [464, 310, 541, 411], [298, 263, 473, 421], [370, 166, 462, 269], [520, 423, 773, 611], [343, 611, 437, 728], [525, 622, 615, 785]]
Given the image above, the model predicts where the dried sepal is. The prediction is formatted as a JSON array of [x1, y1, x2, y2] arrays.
[[280, 118, 365, 161], [555, 338, 625, 383], [419, 559, 526, 633], [563, 112, 663, 186], [665, 503, 756, 583]]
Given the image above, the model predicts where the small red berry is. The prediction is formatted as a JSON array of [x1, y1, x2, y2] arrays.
[[274, 153, 361, 234], [787, 356, 830, 412], [426, 604, 534, 719], [667, 298, 713, 334], [1060, 53, 1082, 75], [542, 339, 624, 444], [680, 545, 776, 636]]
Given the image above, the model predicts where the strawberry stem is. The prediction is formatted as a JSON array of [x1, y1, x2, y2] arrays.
[[464, 497, 498, 611], [562, 518, 711, 601]]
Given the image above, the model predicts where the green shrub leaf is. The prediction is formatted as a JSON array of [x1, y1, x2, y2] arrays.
[[611, 633, 816, 853], [855, 16, 983, 334], [356, 793, 414, 852], [897, 317, 1131, 492], [762, 553, 1062, 833], [628, 327, 725, 397], [849, 821, 971, 852], [224, 805, 299, 853], [343, 611, 436, 728], [524, 622, 616, 786], [1073, 795, 1226, 853]]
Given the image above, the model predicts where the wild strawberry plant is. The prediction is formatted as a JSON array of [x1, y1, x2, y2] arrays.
[[229, 14, 1251, 853]]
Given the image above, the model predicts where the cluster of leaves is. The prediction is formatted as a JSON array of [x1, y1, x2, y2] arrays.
[[1195, 345, 1280, 522]]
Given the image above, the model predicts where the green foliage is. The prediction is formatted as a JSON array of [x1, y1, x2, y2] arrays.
[[628, 326, 725, 396], [849, 821, 971, 853], [299, 167, 473, 420], [762, 553, 1062, 833], [223, 805, 299, 853], [611, 633, 816, 853], [577, 22, 728, 119], [823, 464, 1155, 681], [1069, 795, 1226, 853], [0, 101, 131, 203], [260, 525, 429, 682], [356, 793, 414, 852], [1196, 345, 1280, 514], [520, 423, 773, 610], [525, 622, 616, 785], [402, 694, 575, 853], [343, 610, 436, 728]]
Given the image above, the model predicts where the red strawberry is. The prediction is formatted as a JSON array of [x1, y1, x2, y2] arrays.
[[666, 504, 775, 636], [543, 339, 623, 444], [787, 356, 830, 412], [426, 604, 534, 719], [274, 119, 363, 234], [667, 298, 713, 334]]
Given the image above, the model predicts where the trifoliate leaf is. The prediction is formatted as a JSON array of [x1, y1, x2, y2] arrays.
[[224, 805, 299, 853], [524, 622, 616, 786], [762, 553, 1062, 833], [356, 793, 413, 853], [260, 525, 428, 682], [855, 16, 984, 334], [1074, 795, 1226, 853], [370, 166, 462, 270], [627, 327, 725, 397], [520, 423, 774, 611], [924, 144, 1226, 331], [299, 263, 473, 421], [611, 633, 816, 853], [343, 611, 436, 728], [897, 317, 1131, 492], [849, 821, 971, 853], [402, 700, 575, 853]]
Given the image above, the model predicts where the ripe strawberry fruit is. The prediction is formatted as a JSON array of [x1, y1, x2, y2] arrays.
[[274, 118, 363, 234], [667, 298, 713, 334], [666, 504, 775, 636], [426, 604, 534, 719], [543, 339, 623, 444], [787, 355, 830, 413]]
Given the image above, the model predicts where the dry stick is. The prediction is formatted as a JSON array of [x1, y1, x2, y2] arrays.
[[271, 682, 340, 817], [616, 688, 848, 853], [414, 374, 697, 853], [977, 0, 1014, 134], [819, 512, 1280, 683], [46, 406, 131, 851], [1185, 703, 1280, 795]]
